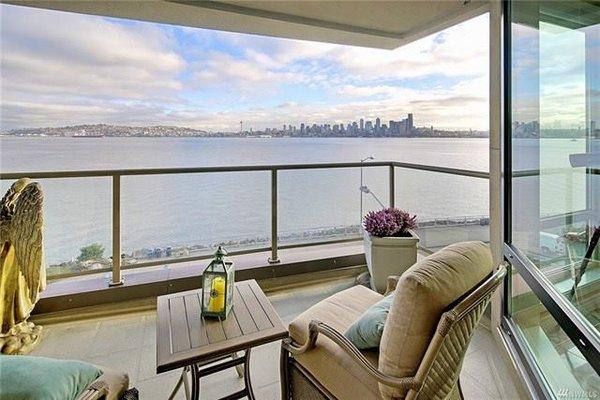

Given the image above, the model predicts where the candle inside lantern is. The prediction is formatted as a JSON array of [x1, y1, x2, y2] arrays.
[[208, 276, 226, 312]]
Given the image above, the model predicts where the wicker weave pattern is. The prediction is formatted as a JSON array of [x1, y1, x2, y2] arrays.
[[75, 380, 109, 400], [412, 293, 492, 400], [289, 362, 335, 400]]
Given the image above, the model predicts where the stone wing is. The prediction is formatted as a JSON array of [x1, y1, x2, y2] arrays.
[[10, 182, 45, 302]]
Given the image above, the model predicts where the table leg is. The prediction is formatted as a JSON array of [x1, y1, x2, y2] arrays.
[[190, 363, 200, 400], [231, 352, 244, 378], [168, 370, 184, 400], [179, 349, 254, 400], [183, 366, 191, 400], [168, 366, 191, 400], [244, 348, 255, 400], [280, 343, 290, 400]]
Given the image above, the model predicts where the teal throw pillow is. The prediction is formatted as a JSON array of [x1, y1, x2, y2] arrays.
[[344, 293, 395, 349], [0, 355, 102, 400]]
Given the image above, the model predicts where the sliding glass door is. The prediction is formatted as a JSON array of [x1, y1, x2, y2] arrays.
[[504, 1, 600, 398]]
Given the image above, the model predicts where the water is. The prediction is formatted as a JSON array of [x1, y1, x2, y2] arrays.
[[1, 137, 491, 267]]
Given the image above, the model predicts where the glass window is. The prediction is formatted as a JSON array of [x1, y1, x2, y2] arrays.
[[511, 0, 600, 337], [509, 1, 600, 396]]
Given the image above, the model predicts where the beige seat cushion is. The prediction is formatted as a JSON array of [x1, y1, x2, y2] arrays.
[[289, 285, 384, 400], [378, 241, 493, 399]]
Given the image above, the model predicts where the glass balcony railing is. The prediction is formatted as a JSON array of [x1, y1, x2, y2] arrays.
[[0, 161, 491, 284]]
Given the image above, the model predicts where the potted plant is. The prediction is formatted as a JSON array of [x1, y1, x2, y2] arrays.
[[363, 207, 419, 293]]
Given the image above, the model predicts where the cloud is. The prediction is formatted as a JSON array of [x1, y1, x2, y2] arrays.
[[0, 5, 490, 131], [162, 73, 488, 132], [207, 31, 338, 68], [277, 102, 298, 108], [327, 13, 489, 83], [337, 85, 399, 99], [1, 4, 185, 128], [190, 52, 305, 91]]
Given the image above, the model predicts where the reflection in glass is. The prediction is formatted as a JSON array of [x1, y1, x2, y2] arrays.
[[513, 272, 600, 396], [511, 0, 600, 327], [510, 0, 600, 396]]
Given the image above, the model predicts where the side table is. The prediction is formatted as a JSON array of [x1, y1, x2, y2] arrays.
[[156, 279, 288, 400]]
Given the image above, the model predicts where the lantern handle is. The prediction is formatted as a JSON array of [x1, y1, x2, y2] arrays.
[[214, 246, 228, 260]]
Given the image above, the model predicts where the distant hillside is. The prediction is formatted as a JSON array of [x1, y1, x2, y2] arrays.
[[3, 124, 211, 137]]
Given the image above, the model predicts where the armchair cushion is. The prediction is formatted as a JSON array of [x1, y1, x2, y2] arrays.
[[378, 241, 493, 399], [344, 293, 395, 349], [289, 284, 383, 400], [0, 355, 102, 400]]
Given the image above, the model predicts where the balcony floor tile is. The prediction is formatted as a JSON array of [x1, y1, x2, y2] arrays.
[[30, 276, 525, 399]]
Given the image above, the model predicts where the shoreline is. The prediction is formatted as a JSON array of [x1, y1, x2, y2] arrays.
[[48, 215, 490, 275]]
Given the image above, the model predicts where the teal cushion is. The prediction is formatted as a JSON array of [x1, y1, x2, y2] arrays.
[[344, 294, 395, 349], [0, 355, 102, 400]]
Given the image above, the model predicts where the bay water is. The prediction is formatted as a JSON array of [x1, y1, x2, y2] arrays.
[[1, 137, 581, 267]]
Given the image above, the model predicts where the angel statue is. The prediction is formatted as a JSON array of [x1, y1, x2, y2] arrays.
[[0, 178, 46, 354]]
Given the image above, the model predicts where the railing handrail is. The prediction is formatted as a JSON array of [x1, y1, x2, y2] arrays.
[[391, 162, 489, 179], [0, 160, 489, 180]]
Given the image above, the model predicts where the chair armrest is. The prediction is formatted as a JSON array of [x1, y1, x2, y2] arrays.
[[75, 380, 109, 400], [384, 275, 400, 296], [282, 320, 416, 390]]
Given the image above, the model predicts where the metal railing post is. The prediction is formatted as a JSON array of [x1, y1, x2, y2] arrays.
[[269, 169, 280, 264], [389, 164, 395, 208], [110, 174, 124, 286]]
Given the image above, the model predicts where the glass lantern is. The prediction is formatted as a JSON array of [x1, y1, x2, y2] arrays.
[[201, 246, 234, 319]]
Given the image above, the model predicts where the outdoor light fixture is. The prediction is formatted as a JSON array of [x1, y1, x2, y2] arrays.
[[360, 156, 375, 223], [201, 246, 234, 319], [359, 156, 386, 221]]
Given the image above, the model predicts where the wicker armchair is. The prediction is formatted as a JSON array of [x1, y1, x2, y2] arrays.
[[281, 241, 506, 400]]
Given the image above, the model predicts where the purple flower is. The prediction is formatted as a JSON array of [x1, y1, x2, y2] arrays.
[[363, 207, 418, 237]]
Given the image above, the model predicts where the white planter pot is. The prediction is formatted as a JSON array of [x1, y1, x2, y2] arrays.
[[363, 230, 419, 293]]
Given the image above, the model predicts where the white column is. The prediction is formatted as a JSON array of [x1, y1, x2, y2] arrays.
[[489, 0, 504, 332]]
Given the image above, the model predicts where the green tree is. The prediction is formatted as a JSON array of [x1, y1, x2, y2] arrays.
[[77, 243, 105, 262]]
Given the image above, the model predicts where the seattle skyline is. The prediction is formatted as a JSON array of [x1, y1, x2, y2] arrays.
[[3, 112, 492, 138]]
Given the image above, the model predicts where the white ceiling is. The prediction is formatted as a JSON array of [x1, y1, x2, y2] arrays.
[[3, 0, 490, 49]]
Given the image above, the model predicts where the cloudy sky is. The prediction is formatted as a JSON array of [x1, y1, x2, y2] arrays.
[[0, 4, 490, 131]]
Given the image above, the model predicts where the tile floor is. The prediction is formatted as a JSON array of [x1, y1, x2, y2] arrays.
[[31, 277, 525, 399]]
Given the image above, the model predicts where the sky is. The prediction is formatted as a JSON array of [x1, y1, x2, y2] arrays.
[[0, 4, 490, 132]]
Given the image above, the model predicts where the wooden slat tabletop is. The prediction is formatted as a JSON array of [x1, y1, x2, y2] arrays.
[[156, 279, 288, 373]]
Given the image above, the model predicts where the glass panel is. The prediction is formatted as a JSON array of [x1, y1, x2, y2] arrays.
[[395, 170, 489, 251], [278, 167, 387, 246], [511, 0, 600, 338], [0, 138, 113, 277], [121, 172, 269, 265], [512, 270, 600, 397], [1, 177, 112, 277]]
